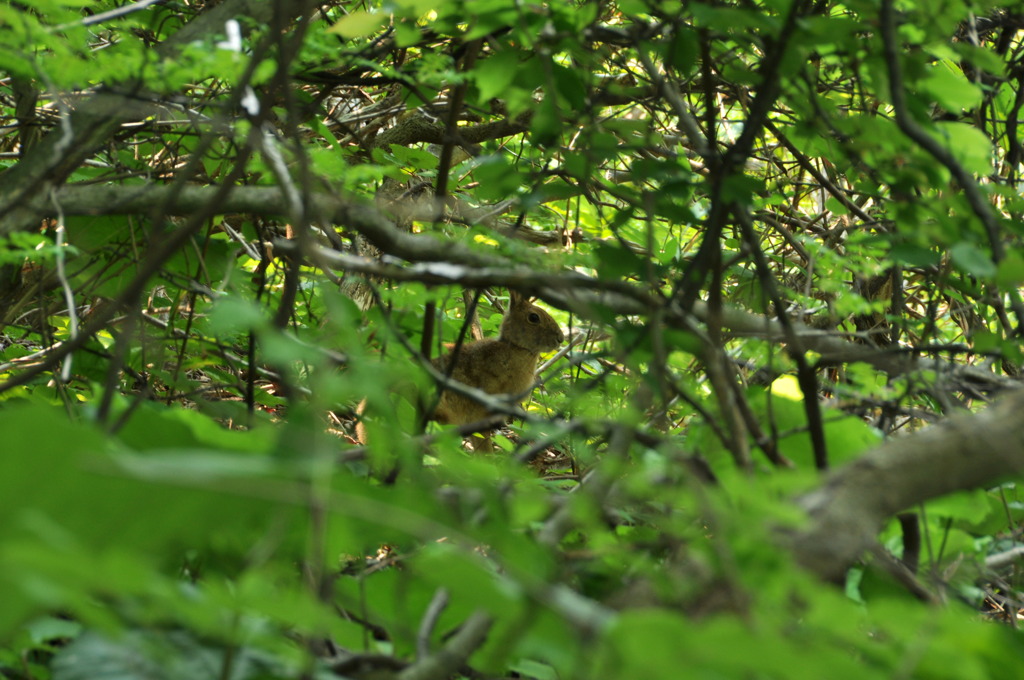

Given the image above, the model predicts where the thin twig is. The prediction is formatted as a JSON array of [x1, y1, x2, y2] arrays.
[[416, 588, 450, 660], [397, 611, 492, 680]]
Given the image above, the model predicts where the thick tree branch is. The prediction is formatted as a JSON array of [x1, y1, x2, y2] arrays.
[[792, 387, 1024, 581], [29, 182, 1020, 396], [373, 112, 530, 149]]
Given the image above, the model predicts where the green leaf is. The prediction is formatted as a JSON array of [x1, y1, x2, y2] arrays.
[[51, 630, 278, 680], [25, 616, 82, 646], [551, 62, 586, 109], [115, 402, 274, 454], [530, 96, 562, 147], [933, 122, 993, 175], [889, 243, 941, 267], [207, 296, 269, 337], [919, 62, 983, 112], [464, 4, 519, 41], [995, 249, 1024, 287], [474, 49, 522, 103], [468, 156, 524, 201], [926, 489, 993, 525], [950, 242, 996, 279], [665, 30, 698, 75], [327, 11, 388, 39], [592, 241, 647, 280], [395, 0, 437, 13], [388, 143, 439, 171]]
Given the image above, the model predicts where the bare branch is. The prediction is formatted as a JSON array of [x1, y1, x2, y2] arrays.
[[792, 387, 1024, 581], [396, 611, 492, 680]]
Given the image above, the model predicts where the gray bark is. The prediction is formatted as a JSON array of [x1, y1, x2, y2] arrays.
[[791, 387, 1024, 581]]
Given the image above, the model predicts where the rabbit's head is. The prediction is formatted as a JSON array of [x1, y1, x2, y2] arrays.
[[499, 291, 564, 353]]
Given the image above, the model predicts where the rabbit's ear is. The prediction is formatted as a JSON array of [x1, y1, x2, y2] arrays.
[[509, 289, 524, 306]]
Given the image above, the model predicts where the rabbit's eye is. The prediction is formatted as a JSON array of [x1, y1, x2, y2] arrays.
[[529, 312, 540, 323]]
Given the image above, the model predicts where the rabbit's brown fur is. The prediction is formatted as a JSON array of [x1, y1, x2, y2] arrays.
[[356, 291, 563, 449], [430, 291, 564, 428]]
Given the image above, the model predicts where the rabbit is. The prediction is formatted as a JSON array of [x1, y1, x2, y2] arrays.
[[356, 290, 564, 450]]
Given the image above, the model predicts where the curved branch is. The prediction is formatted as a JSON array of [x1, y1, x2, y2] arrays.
[[791, 387, 1024, 581], [879, 0, 1003, 262], [373, 112, 530, 149], [396, 611, 492, 680], [31, 183, 1021, 393]]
